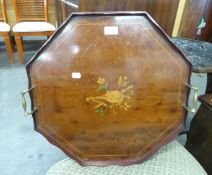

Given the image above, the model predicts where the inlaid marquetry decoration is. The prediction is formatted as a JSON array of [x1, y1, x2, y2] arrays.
[[86, 76, 134, 115]]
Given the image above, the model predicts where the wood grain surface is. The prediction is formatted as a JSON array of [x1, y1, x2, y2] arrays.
[[0, 0, 6, 22], [26, 12, 191, 166], [57, 0, 180, 36], [178, 0, 208, 39], [201, 0, 212, 42]]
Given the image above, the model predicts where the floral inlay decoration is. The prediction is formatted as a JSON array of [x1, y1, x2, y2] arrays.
[[86, 76, 134, 115]]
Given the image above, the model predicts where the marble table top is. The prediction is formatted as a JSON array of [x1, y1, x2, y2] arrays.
[[171, 38, 212, 73]]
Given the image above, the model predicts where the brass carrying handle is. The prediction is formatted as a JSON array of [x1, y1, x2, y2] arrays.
[[21, 87, 37, 116], [184, 83, 199, 113]]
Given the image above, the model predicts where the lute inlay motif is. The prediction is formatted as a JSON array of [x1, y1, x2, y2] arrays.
[[86, 76, 134, 115]]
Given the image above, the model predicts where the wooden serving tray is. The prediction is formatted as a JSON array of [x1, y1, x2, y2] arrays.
[[25, 12, 192, 166]]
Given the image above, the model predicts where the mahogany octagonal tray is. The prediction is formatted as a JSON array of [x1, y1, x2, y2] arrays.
[[25, 12, 192, 166]]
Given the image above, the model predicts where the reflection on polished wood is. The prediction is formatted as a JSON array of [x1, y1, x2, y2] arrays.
[[26, 12, 191, 166]]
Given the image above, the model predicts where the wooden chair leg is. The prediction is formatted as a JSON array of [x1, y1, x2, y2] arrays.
[[4, 36, 14, 64], [15, 36, 24, 64]]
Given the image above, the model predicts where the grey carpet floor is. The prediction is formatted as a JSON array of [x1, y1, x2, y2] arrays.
[[0, 39, 207, 175], [0, 40, 67, 175]]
